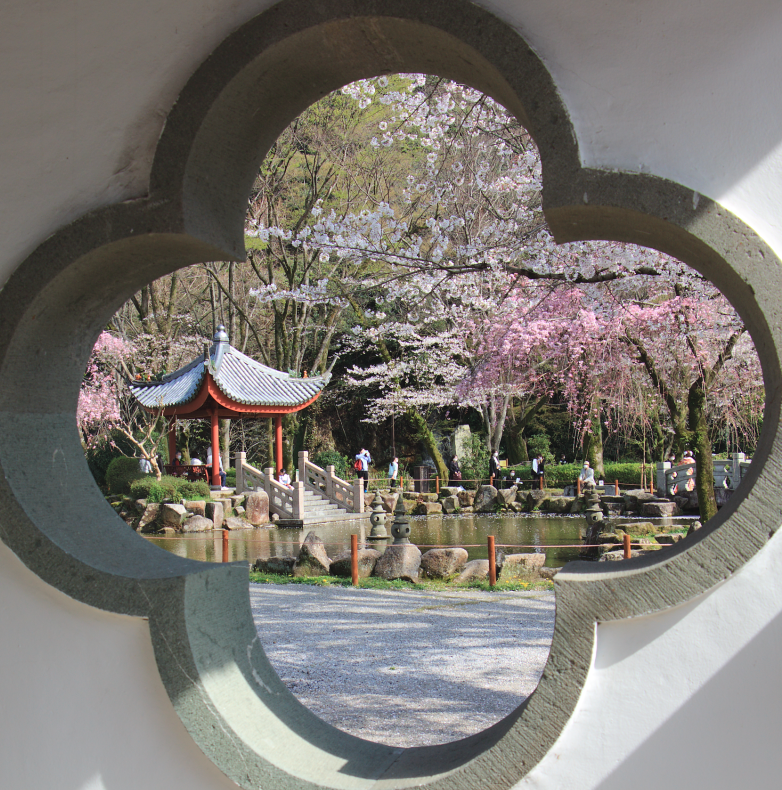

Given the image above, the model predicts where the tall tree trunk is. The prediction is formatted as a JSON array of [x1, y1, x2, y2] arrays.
[[583, 396, 605, 478], [504, 394, 549, 465], [406, 409, 449, 484], [689, 382, 717, 521]]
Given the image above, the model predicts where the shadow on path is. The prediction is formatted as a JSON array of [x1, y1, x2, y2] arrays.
[[249, 584, 555, 747]]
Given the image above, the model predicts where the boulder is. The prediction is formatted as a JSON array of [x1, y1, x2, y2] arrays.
[[330, 548, 382, 578], [413, 501, 443, 516], [615, 521, 657, 536], [253, 556, 296, 574], [381, 493, 399, 513], [403, 491, 438, 502], [686, 520, 703, 537], [205, 501, 224, 529], [542, 496, 573, 514], [496, 486, 518, 507], [137, 503, 161, 533], [245, 490, 270, 525], [182, 515, 213, 532], [223, 516, 249, 530], [622, 489, 657, 511], [508, 501, 524, 513], [230, 494, 246, 509], [457, 489, 475, 508], [539, 567, 559, 581], [454, 559, 490, 583], [600, 549, 643, 561], [293, 531, 331, 577], [474, 485, 498, 513], [439, 486, 459, 498], [641, 500, 681, 517], [157, 503, 188, 531], [461, 506, 475, 514], [568, 498, 584, 514], [133, 498, 148, 513], [373, 544, 422, 582], [441, 495, 460, 514], [525, 490, 549, 511], [235, 505, 246, 516], [420, 547, 469, 579], [602, 502, 625, 516], [502, 553, 546, 580], [184, 500, 206, 517]]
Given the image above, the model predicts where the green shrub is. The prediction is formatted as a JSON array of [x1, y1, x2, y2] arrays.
[[129, 475, 211, 503], [226, 467, 236, 486], [312, 449, 350, 480], [106, 456, 147, 495], [85, 431, 136, 488]]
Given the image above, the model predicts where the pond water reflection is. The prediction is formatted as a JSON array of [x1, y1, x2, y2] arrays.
[[144, 512, 695, 567]]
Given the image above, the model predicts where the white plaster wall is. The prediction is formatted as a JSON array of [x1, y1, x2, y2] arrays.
[[2, 1, 782, 787]]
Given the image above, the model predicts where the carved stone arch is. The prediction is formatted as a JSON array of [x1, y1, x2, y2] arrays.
[[1, 1, 780, 788]]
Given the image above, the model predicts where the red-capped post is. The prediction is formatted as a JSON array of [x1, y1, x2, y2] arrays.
[[351, 534, 358, 586]]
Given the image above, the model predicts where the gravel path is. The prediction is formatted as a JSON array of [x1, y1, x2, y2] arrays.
[[249, 584, 555, 747]]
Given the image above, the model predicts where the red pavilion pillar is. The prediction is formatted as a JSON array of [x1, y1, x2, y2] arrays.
[[275, 414, 283, 480], [167, 415, 177, 468], [210, 407, 220, 487]]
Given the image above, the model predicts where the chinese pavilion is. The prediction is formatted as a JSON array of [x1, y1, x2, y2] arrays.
[[128, 326, 329, 486]]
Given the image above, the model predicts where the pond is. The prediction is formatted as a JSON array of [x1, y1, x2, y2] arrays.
[[145, 512, 696, 567]]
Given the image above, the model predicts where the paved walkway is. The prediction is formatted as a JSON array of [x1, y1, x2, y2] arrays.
[[249, 584, 555, 747]]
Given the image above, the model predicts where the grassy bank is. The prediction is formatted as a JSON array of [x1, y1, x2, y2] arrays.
[[249, 570, 554, 592]]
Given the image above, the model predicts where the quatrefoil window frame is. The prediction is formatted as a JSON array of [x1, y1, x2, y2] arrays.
[[1, 1, 780, 788]]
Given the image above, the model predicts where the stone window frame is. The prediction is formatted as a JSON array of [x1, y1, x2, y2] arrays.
[[1, 1, 780, 787]]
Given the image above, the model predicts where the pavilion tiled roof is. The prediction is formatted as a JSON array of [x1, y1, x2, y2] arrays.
[[128, 327, 329, 409]]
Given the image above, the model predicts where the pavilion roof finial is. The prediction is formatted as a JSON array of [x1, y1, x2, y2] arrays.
[[214, 325, 229, 344]]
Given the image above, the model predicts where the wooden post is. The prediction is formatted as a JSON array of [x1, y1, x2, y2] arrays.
[[539, 475, 544, 490], [623, 533, 631, 560], [488, 536, 497, 587], [351, 534, 358, 587], [615, 480, 620, 496], [577, 478, 582, 496], [222, 529, 229, 563], [210, 407, 220, 487], [274, 414, 283, 480], [167, 415, 177, 466], [436, 476, 440, 494]]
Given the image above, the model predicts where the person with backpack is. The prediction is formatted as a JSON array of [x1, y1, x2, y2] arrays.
[[354, 448, 371, 492]]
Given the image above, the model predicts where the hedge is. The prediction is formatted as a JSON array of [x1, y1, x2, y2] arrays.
[[502, 461, 649, 487], [129, 475, 212, 503]]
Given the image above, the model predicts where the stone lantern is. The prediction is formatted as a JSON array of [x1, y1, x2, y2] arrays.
[[367, 492, 388, 541], [390, 493, 411, 544]]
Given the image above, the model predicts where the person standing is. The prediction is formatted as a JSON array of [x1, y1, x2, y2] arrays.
[[536, 454, 545, 486], [489, 450, 500, 487], [531, 454, 540, 483], [448, 455, 462, 485], [355, 448, 371, 492], [388, 456, 399, 488]]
